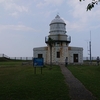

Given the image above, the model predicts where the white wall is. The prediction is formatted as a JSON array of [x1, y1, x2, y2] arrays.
[[33, 46, 83, 64], [68, 47, 83, 63], [33, 47, 48, 63]]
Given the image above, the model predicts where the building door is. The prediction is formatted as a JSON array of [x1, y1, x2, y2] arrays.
[[73, 54, 78, 63]]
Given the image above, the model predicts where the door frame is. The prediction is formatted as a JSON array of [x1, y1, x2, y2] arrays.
[[73, 54, 78, 63]]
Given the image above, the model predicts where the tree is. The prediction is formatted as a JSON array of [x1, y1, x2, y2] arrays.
[[80, 0, 100, 11]]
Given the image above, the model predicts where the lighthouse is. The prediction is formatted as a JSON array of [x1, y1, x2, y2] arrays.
[[33, 15, 83, 64], [45, 15, 71, 64]]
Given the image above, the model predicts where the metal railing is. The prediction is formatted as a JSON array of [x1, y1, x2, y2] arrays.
[[10, 57, 33, 60], [83, 57, 97, 61], [0, 54, 33, 61], [0, 54, 98, 61], [0, 54, 10, 58], [45, 35, 71, 43]]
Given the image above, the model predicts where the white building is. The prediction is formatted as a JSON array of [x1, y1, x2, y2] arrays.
[[33, 15, 83, 64]]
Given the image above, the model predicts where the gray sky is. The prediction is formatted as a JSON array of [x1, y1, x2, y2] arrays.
[[0, 0, 100, 57]]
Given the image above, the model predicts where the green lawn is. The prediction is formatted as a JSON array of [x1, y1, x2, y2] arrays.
[[68, 65, 100, 100], [0, 61, 23, 66], [0, 62, 70, 100]]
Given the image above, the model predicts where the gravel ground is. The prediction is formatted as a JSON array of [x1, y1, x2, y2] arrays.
[[60, 65, 97, 100]]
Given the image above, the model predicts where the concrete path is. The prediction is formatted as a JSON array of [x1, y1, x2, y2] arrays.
[[60, 65, 96, 100]]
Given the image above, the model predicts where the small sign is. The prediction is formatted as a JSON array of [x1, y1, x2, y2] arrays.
[[33, 58, 44, 67]]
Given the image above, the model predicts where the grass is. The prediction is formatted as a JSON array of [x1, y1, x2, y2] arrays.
[[68, 65, 100, 100], [0, 62, 70, 100], [0, 61, 23, 66]]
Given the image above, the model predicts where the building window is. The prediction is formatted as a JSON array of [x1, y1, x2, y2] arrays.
[[57, 42, 60, 44], [57, 52, 60, 58], [61, 42, 62, 46], [38, 54, 43, 58], [56, 42, 60, 46]]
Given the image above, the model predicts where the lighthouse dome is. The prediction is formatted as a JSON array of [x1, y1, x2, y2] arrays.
[[49, 15, 66, 35], [50, 15, 65, 24]]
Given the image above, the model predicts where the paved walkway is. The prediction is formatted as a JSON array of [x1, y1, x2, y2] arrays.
[[60, 65, 96, 100]]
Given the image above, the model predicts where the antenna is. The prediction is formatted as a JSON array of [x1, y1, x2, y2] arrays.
[[90, 31, 91, 41], [57, 12, 59, 15], [85, 40, 89, 57], [87, 41, 88, 56], [89, 31, 92, 64]]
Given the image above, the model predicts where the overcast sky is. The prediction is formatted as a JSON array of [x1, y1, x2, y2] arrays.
[[0, 0, 100, 57]]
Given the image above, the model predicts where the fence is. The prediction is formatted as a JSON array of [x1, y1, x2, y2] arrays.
[[0, 54, 10, 58], [0, 54, 33, 61], [0, 54, 98, 61], [10, 57, 33, 60], [83, 57, 97, 61], [10, 57, 98, 61]]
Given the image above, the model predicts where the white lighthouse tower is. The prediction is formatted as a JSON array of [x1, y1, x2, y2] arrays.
[[45, 15, 71, 64]]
